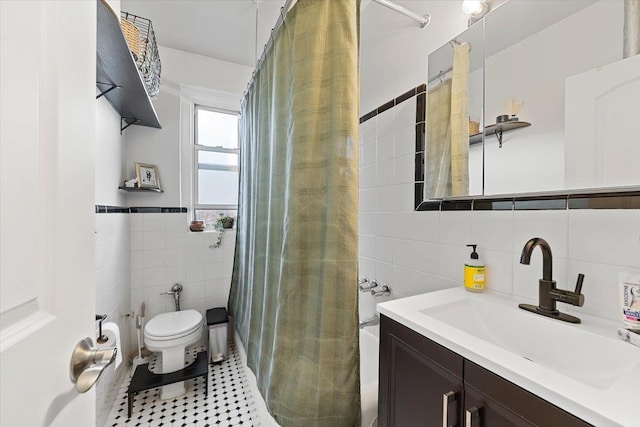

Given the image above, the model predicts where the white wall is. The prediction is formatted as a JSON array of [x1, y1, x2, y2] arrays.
[[129, 213, 235, 345], [94, 1, 131, 425], [359, 102, 640, 326], [360, 1, 468, 115], [96, 98, 127, 206], [95, 0, 125, 207], [123, 46, 253, 207], [359, 0, 640, 326], [94, 213, 131, 427]]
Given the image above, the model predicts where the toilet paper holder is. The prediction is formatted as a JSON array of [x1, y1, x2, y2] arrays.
[[69, 337, 118, 393], [96, 314, 108, 344]]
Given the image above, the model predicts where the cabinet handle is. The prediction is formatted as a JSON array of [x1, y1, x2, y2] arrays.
[[442, 391, 458, 427], [465, 406, 481, 427]]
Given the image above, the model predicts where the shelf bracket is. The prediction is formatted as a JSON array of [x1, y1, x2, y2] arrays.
[[121, 117, 141, 133], [496, 130, 504, 148], [96, 82, 121, 99]]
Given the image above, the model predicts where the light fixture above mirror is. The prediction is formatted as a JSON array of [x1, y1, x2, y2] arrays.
[[462, 0, 491, 26]]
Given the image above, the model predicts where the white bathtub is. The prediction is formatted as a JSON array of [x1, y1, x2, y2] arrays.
[[359, 324, 379, 427], [235, 325, 380, 426]]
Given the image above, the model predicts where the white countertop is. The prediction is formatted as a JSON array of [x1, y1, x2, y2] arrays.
[[377, 288, 640, 427]]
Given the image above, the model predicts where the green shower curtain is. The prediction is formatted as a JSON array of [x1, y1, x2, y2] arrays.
[[229, 1, 360, 425]]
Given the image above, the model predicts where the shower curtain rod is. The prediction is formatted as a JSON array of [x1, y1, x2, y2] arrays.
[[372, 0, 431, 28], [252, 0, 294, 72], [245, 0, 430, 99], [244, 0, 295, 99], [252, 0, 428, 75]]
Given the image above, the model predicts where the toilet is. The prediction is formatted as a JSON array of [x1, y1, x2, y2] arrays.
[[144, 309, 204, 399]]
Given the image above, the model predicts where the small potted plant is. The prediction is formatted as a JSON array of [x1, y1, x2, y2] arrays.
[[214, 213, 235, 230]]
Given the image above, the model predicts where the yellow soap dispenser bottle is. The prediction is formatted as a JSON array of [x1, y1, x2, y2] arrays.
[[464, 244, 486, 292]]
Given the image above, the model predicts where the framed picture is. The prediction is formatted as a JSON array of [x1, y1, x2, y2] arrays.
[[135, 162, 161, 189]]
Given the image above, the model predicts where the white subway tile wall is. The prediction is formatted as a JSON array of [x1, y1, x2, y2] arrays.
[[129, 212, 235, 349], [358, 99, 640, 324], [95, 213, 132, 427], [567, 209, 640, 268]]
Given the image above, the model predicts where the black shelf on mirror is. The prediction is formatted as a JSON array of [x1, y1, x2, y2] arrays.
[[469, 121, 531, 147], [96, 0, 161, 131], [118, 186, 163, 193]]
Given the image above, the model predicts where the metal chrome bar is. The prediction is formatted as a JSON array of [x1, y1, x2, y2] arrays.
[[372, 0, 431, 28], [245, 0, 429, 100], [371, 284, 391, 297], [465, 407, 480, 427], [442, 391, 457, 427], [255, 0, 294, 69], [429, 66, 454, 85], [358, 314, 379, 328]]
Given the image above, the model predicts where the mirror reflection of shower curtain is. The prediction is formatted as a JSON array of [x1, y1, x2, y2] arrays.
[[426, 79, 452, 198], [425, 44, 470, 198]]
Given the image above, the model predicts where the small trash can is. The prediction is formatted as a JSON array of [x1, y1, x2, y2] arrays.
[[206, 307, 229, 363]]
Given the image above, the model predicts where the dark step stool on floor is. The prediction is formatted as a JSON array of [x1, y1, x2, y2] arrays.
[[127, 351, 208, 418]]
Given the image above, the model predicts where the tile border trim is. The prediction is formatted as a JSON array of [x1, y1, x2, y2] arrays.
[[95, 205, 188, 214], [359, 84, 425, 124], [413, 191, 640, 211], [95, 205, 129, 214]]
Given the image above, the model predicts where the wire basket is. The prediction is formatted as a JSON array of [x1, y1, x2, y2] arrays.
[[121, 11, 161, 99]]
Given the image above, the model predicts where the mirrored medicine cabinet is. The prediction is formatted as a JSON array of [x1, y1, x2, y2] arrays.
[[422, 0, 640, 201]]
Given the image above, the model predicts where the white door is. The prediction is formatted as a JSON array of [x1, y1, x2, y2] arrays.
[[564, 54, 640, 189], [1, 1, 97, 426]]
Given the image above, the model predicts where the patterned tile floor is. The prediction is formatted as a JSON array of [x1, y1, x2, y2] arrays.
[[105, 341, 254, 427]]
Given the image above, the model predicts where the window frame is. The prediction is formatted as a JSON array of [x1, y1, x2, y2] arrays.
[[193, 104, 240, 212]]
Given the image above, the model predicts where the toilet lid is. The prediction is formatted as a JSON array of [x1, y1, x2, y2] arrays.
[[145, 323, 203, 342], [145, 310, 203, 338]]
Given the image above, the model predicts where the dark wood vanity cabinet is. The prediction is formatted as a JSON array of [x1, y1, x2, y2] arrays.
[[379, 314, 464, 427], [464, 361, 590, 427], [379, 315, 591, 427]]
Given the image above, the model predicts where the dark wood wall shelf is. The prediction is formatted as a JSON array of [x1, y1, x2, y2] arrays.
[[470, 121, 531, 147], [97, 0, 161, 131], [118, 186, 163, 193]]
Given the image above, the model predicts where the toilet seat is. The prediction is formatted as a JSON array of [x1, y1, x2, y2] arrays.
[[144, 310, 203, 341]]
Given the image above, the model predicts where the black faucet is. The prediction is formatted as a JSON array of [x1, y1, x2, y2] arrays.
[[519, 237, 585, 324]]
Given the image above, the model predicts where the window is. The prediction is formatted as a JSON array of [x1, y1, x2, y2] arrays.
[[193, 105, 239, 227]]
